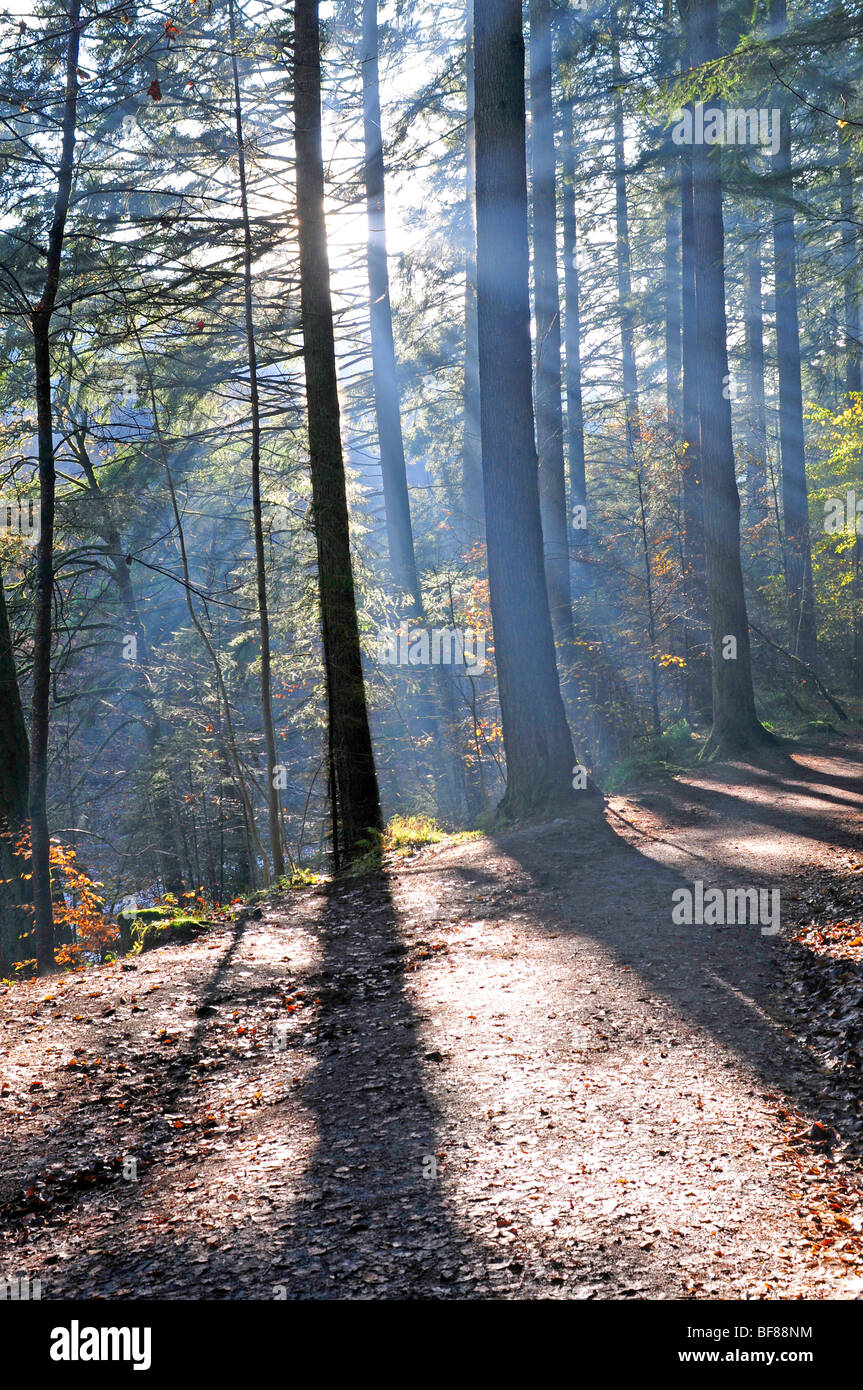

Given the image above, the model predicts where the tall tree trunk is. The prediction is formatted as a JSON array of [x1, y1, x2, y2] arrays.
[[560, 95, 587, 558], [839, 131, 862, 397], [686, 0, 771, 756], [29, 0, 81, 974], [610, 25, 640, 444], [360, 0, 422, 610], [837, 78, 863, 687], [134, 328, 268, 887], [743, 225, 769, 530], [73, 434, 185, 895], [559, 52, 640, 764], [230, 0, 285, 880], [359, 0, 465, 819], [473, 0, 587, 819], [769, 0, 817, 668], [664, 166, 682, 426], [462, 0, 484, 539], [679, 146, 711, 723], [611, 23, 661, 730], [663, 0, 682, 426], [295, 0, 382, 862], [529, 0, 574, 650], [0, 567, 30, 975]]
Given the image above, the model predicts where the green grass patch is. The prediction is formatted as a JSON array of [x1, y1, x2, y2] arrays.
[[382, 815, 448, 854]]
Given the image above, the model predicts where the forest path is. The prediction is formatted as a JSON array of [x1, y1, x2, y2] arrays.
[[2, 741, 863, 1299]]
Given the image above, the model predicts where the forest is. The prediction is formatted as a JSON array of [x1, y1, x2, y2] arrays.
[[2, 0, 863, 1320]]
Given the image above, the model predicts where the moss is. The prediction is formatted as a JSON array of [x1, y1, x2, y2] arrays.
[[120, 906, 171, 929], [131, 913, 208, 954], [116, 905, 170, 954]]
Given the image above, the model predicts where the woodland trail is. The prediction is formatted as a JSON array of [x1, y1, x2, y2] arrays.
[[3, 741, 863, 1299]]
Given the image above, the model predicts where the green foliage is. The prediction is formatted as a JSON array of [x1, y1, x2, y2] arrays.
[[382, 814, 447, 854], [130, 913, 209, 955], [604, 729, 696, 794]]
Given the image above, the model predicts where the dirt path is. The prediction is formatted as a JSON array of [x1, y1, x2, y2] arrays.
[[2, 743, 863, 1299]]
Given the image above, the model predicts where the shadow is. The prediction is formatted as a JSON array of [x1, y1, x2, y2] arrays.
[[1, 877, 506, 1298], [0, 917, 249, 1216], [7, 761, 863, 1299], [267, 870, 494, 1298], [629, 770, 863, 860], [694, 751, 863, 806], [467, 806, 863, 1152], [37, 862, 711, 1299]]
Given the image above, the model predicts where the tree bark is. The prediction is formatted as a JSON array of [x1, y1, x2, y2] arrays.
[[295, 0, 382, 862], [360, 0, 422, 610], [29, 0, 81, 973], [769, 0, 817, 668], [230, 0, 285, 880], [0, 567, 30, 975], [663, 0, 682, 427], [664, 167, 682, 426], [560, 95, 587, 558], [839, 132, 862, 397], [462, 0, 484, 539], [611, 24, 640, 445], [679, 145, 712, 723], [743, 226, 769, 530], [686, 0, 772, 757], [473, 0, 586, 819], [529, 0, 574, 650], [133, 327, 269, 888], [611, 22, 661, 730], [73, 432, 186, 897]]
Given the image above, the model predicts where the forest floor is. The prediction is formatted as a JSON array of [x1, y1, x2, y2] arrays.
[[3, 739, 863, 1299]]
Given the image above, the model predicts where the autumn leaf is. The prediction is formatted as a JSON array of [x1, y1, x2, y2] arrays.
[[147, 79, 163, 102]]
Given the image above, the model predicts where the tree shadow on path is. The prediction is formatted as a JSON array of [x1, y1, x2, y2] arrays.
[[478, 800, 863, 1151], [269, 870, 497, 1297]]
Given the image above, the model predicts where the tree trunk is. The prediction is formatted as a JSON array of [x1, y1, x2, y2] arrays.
[[529, 0, 574, 650], [839, 131, 862, 397], [29, 0, 81, 974], [295, 0, 383, 862], [73, 432, 186, 896], [0, 567, 30, 975], [744, 226, 769, 530], [462, 0, 484, 539], [560, 95, 587, 559], [664, 165, 682, 426], [230, 0, 285, 880], [611, 25, 640, 445], [842, 123, 863, 689], [662, 0, 682, 427], [473, 0, 587, 819], [133, 327, 269, 888], [687, 0, 772, 757], [769, 0, 817, 668], [678, 105, 711, 725], [611, 24, 661, 730], [359, 1, 467, 820], [360, 0, 422, 610]]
